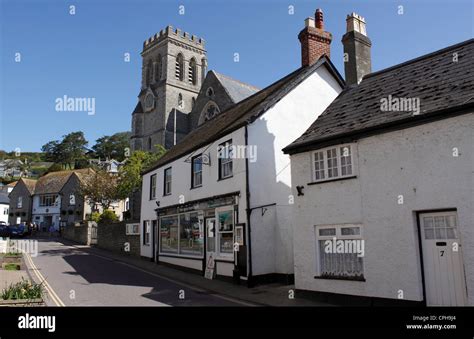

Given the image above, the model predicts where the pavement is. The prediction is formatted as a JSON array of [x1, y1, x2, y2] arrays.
[[24, 236, 331, 306]]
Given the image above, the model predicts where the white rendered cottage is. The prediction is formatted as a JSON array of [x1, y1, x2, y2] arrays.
[[139, 9, 345, 284]]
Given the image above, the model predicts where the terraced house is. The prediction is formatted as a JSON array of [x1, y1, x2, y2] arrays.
[[8, 177, 36, 225], [284, 14, 474, 306], [139, 9, 344, 285]]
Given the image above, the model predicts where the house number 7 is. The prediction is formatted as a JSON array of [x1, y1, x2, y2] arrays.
[[440, 250, 445, 257]]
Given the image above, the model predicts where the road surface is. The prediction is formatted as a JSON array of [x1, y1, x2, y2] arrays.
[[24, 238, 251, 306]]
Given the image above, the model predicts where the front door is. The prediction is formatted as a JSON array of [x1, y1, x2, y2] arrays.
[[419, 211, 467, 306], [205, 218, 217, 275]]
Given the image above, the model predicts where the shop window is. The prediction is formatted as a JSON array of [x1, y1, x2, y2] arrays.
[[160, 215, 179, 253], [217, 208, 234, 255], [179, 212, 204, 255]]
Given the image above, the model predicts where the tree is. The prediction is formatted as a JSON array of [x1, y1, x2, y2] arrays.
[[79, 169, 121, 210], [92, 132, 131, 162], [116, 146, 166, 199], [41, 132, 89, 169]]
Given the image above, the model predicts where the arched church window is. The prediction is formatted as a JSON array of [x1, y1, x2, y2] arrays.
[[178, 93, 184, 109], [148, 137, 152, 150], [206, 87, 214, 97], [146, 60, 153, 86], [201, 58, 207, 83], [175, 54, 184, 81], [154, 55, 162, 81], [188, 58, 197, 85], [192, 97, 196, 109]]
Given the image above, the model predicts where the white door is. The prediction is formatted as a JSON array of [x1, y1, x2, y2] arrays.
[[419, 211, 467, 306]]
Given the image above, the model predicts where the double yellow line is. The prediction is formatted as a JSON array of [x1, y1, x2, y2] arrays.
[[24, 253, 65, 307]]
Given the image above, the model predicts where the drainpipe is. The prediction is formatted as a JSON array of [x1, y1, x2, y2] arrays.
[[244, 126, 253, 286]]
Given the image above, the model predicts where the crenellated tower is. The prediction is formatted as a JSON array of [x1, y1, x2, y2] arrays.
[[131, 26, 207, 151]]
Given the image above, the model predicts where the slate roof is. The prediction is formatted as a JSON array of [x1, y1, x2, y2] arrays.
[[34, 169, 93, 195], [284, 39, 474, 154], [0, 192, 9, 205], [143, 56, 344, 174], [213, 71, 260, 103], [20, 178, 37, 195]]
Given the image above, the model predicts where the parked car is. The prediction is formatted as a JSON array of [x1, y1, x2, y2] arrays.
[[0, 224, 11, 237], [9, 224, 28, 238]]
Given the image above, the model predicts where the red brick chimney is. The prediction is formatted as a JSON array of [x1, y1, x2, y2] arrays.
[[298, 8, 332, 67]]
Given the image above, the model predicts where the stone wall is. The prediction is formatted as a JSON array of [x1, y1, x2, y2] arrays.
[[96, 221, 140, 257], [62, 222, 90, 245]]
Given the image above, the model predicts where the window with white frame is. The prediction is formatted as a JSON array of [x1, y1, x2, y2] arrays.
[[218, 140, 233, 179], [191, 155, 202, 188], [315, 225, 364, 280], [312, 144, 355, 182], [163, 167, 172, 195], [126, 223, 139, 235], [150, 174, 157, 199], [143, 220, 151, 245], [39, 194, 59, 207], [216, 207, 234, 256]]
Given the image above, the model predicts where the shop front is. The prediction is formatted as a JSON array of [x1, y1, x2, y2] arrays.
[[155, 193, 246, 280]]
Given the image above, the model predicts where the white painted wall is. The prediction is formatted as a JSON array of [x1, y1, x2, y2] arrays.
[[0, 203, 8, 224], [290, 113, 474, 304], [32, 195, 62, 229], [140, 127, 248, 259], [248, 66, 342, 275]]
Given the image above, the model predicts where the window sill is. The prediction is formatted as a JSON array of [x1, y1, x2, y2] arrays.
[[217, 175, 233, 182], [314, 275, 365, 282], [308, 175, 357, 186], [163, 193, 171, 197], [190, 185, 202, 190]]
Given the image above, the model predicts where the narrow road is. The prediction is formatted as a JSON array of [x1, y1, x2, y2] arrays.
[[24, 238, 249, 306]]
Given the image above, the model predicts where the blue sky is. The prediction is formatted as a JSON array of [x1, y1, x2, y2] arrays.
[[1, 0, 472, 152]]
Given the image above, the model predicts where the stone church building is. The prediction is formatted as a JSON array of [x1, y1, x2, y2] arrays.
[[130, 26, 259, 151]]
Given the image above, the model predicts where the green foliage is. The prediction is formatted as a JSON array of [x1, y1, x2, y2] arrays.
[[45, 163, 63, 174], [99, 209, 119, 224], [4, 263, 20, 271], [87, 212, 101, 223], [1, 278, 43, 300], [117, 146, 166, 198], [79, 169, 121, 210], [41, 131, 88, 169], [92, 132, 131, 162]]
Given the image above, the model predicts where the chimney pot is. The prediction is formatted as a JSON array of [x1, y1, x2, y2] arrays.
[[315, 8, 324, 29], [299, 8, 332, 67]]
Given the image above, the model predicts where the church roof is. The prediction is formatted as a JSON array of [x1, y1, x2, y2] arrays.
[[284, 39, 474, 154], [212, 71, 260, 103], [143, 56, 344, 174]]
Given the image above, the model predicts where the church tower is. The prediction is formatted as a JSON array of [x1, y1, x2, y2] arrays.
[[131, 26, 207, 151]]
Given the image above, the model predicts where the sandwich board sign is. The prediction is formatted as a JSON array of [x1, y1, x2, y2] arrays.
[[204, 255, 215, 280]]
